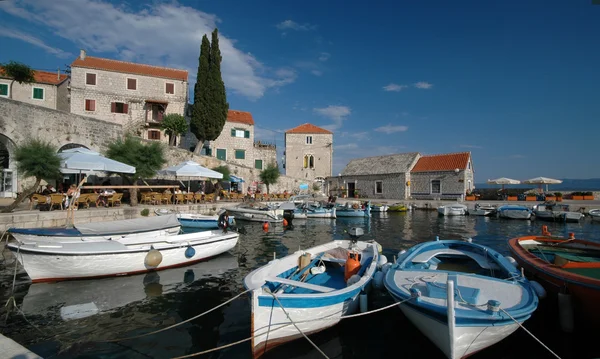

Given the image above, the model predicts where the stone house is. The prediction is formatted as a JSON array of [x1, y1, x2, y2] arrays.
[[284, 123, 333, 184], [332, 151, 474, 200], [0, 69, 69, 112], [69, 50, 188, 144]]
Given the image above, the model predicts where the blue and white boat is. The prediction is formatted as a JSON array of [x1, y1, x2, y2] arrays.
[[293, 202, 336, 219], [335, 202, 371, 217], [155, 209, 235, 229], [384, 239, 538, 359], [244, 232, 379, 358], [496, 205, 532, 220]]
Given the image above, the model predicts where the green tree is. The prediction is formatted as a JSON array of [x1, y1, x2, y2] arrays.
[[212, 165, 230, 181], [106, 135, 166, 206], [1, 61, 35, 99], [259, 162, 280, 194], [1, 139, 62, 213], [191, 29, 228, 155], [161, 114, 188, 146]]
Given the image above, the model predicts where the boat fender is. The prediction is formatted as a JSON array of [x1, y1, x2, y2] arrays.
[[185, 246, 196, 259], [310, 265, 326, 275], [145, 249, 163, 267], [283, 219, 288, 226], [558, 292, 574, 333], [262, 222, 269, 231], [344, 252, 362, 281], [377, 255, 388, 268], [529, 281, 546, 299], [381, 262, 392, 275], [377, 243, 383, 254], [347, 274, 361, 286], [359, 293, 368, 313], [373, 271, 384, 290], [504, 256, 518, 268]]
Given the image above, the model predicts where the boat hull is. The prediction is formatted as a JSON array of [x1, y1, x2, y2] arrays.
[[497, 206, 532, 219], [437, 205, 468, 216], [227, 208, 283, 223], [8, 232, 239, 282], [293, 208, 336, 219], [534, 211, 583, 223], [177, 214, 236, 229]]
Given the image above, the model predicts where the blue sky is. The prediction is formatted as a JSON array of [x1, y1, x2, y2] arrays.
[[1, 0, 599, 182]]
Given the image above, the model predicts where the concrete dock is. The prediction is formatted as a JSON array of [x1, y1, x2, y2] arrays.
[[0, 334, 43, 359]]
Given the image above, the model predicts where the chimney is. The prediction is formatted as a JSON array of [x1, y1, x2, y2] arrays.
[[80, 49, 86, 60], [57, 67, 60, 80]]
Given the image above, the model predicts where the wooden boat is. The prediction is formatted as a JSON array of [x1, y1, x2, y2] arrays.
[[508, 230, 600, 326], [388, 204, 408, 212], [533, 203, 584, 223], [244, 231, 379, 358], [496, 205, 532, 220], [371, 204, 389, 212], [155, 209, 236, 229], [7, 215, 239, 283], [587, 209, 600, 222], [470, 203, 496, 216], [226, 203, 284, 223], [293, 202, 336, 219], [437, 204, 468, 216], [335, 202, 371, 217], [384, 239, 538, 359]]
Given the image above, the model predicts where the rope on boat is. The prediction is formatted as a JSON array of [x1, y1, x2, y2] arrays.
[[3, 243, 21, 323], [103, 288, 253, 343], [500, 308, 562, 359]]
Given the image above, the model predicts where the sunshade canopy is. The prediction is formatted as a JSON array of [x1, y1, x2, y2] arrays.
[[158, 161, 223, 179], [230, 175, 245, 183], [522, 177, 562, 184], [59, 148, 135, 174], [487, 177, 521, 185]]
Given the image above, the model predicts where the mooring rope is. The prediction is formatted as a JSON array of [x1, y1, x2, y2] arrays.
[[4, 243, 21, 322], [500, 308, 562, 359]]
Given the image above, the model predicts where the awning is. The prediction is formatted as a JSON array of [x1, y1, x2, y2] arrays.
[[230, 175, 245, 183], [146, 99, 169, 105]]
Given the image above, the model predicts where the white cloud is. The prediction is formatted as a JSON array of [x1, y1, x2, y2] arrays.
[[414, 81, 433, 89], [0, 0, 294, 100], [460, 144, 483, 149], [318, 52, 330, 62], [311, 70, 322, 76], [276, 20, 316, 31], [0, 27, 71, 58], [374, 124, 409, 134], [313, 105, 351, 131], [383, 83, 408, 92], [350, 131, 370, 140], [335, 143, 359, 150]]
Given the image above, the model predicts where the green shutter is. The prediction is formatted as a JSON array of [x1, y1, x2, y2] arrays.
[[231, 129, 236, 137], [255, 159, 263, 169], [235, 150, 245, 159], [33, 88, 44, 99], [216, 149, 226, 160], [244, 130, 250, 138], [0, 84, 7, 96]]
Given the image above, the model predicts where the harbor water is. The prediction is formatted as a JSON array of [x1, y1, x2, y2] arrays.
[[1, 211, 599, 359]]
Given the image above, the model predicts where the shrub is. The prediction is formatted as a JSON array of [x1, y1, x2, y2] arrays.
[[141, 208, 150, 217]]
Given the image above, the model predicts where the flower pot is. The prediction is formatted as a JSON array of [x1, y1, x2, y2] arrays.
[[465, 196, 476, 201], [545, 196, 555, 201], [556, 197, 562, 202], [526, 196, 537, 201], [584, 195, 595, 200], [572, 195, 584, 200], [507, 196, 518, 201]]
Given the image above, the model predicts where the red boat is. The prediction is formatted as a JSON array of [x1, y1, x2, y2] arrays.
[[508, 227, 600, 327]]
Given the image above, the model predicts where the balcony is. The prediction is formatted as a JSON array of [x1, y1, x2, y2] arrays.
[[254, 140, 276, 149], [145, 101, 168, 125]]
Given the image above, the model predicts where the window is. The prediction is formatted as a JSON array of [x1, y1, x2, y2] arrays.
[[86, 73, 96, 85], [235, 149, 246, 159], [375, 181, 383, 194], [431, 180, 441, 194], [0, 83, 8, 97], [230, 128, 250, 138], [32, 87, 44, 100], [255, 159, 263, 170], [306, 136, 313, 144], [111, 102, 128, 114], [165, 82, 175, 94], [127, 78, 137, 90], [148, 130, 161, 140], [303, 155, 315, 169], [85, 99, 96, 111], [216, 149, 226, 160], [468, 161, 471, 170]]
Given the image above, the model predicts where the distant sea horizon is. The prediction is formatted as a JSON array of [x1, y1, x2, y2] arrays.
[[475, 178, 600, 191]]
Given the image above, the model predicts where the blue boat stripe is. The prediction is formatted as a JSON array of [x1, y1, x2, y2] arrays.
[[258, 286, 362, 308]]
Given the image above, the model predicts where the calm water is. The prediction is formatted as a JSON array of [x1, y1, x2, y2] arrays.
[[1, 211, 599, 359]]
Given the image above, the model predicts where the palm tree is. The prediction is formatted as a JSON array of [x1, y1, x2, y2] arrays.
[[1, 139, 62, 213], [106, 135, 166, 206], [160, 114, 188, 146], [259, 162, 280, 194], [1, 61, 35, 99]]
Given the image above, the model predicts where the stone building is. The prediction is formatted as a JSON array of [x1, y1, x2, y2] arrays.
[[0, 69, 69, 112], [332, 151, 474, 200], [284, 123, 333, 183], [69, 50, 188, 144]]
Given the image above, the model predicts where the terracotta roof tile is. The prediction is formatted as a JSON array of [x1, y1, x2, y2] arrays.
[[411, 152, 471, 172], [286, 123, 333, 134], [0, 68, 68, 85], [227, 110, 254, 125], [71, 56, 188, 81]]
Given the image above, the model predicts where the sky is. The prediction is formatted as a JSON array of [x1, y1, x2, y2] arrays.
[[1, 0, 599, 182]]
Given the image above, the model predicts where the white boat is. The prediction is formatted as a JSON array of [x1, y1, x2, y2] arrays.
[[155, 209, 235, 229], [533, 203, 584, 223], [371, 204, 389, 212], [437, 204, 468, 216], [8, 215, 181, 242], [589, 209, 600, 222], [293, 201, 336, 219], [470, 203, 496, 216], [243, 232, 380, 358], [7, 215, 239, 283], [226, 203, 284, 223], [384, 239, 538, 359], [496, 205, 532, 220]]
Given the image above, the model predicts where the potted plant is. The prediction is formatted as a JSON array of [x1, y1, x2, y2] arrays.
[[572, 191, 584, 200], [354, 189, 360, 198], [555, 192, 563, 202], [525, 191, 537, 201], [584, 191, 595, 200], [340, 188, 347, 198], [545, 193, 555, 201], [507, 195, 518, 201]]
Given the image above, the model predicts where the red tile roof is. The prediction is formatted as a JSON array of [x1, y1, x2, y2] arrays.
[[411, 152, 471, 172], [71, 56, 188, 81], [286, 123, 333, 134], [228, 110, 254, 125], [0, 68, 68, 85]]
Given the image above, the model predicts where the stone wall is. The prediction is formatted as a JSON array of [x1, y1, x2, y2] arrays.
[[56, 81, 70, 112], [209, 121, 255, 168], [410, 170, 471, 199], [285, 132, 333, 181], [250, 142, 277, 170], [0, 79, 61, 110], [330, 173, 409, 200]]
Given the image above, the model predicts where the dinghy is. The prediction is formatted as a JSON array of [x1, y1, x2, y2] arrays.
[[371, 204, 389, 212], [293, 201, 336, 219], [437, 203, 468, 216], [533, 203, 584, 223], [470, 203, 496, 216], [226, 203, 284, 223], [7, 215, 239, 283], [388, 204, 408, 212], [335, 201, 371, 217], [589, 209, 600, 222], [384, 238, 538, 359], [496, 205, 532, 220], [155, 209, 236, 229], [244, 228, 380, 358]]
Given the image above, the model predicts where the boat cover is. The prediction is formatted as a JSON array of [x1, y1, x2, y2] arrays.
[[9, 215, 180, 236]]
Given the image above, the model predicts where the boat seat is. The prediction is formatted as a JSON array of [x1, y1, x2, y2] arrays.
[[265, 277, 334, 293], [411, 248, 494, 269]]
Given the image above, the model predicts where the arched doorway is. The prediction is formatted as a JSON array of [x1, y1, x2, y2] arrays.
[[58, 143, 89, 152], [0, 134, 17, 198]]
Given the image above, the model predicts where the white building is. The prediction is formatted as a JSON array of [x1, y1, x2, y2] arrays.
[[0, 69, 69, 112], [284, 123, 333, 182]]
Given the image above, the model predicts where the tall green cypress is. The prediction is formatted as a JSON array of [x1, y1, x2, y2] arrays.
[[208, 28, 229, 139], [191, 35, 211, 154]]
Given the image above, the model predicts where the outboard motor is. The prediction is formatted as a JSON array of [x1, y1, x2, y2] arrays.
[[283, 209, 294, 226], [348, 227, 364, 245]]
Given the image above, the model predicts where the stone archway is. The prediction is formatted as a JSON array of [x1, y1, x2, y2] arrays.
[[58, 143, 90, 153], [0, 134, 17, 198]]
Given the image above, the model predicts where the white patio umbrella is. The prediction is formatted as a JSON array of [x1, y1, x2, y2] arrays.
[[522, 177, 562, 192], [157, 161, 223, 192], [59, 148, 135, 174], [487, 177, 521, 190]]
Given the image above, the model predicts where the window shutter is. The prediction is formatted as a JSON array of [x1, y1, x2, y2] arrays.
[[244, 130, 250, 138], [166, 83, 174, 94], [111, 102, 116, 113], [231, 129, 236, 137], [127, 78, 136, 90], [123, 103, 129, 113], [158, 111, 163, 122]]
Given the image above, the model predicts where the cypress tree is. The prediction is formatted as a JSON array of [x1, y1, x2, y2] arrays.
[[191, 35, 211, 153], [208, 29, 229, 140]]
